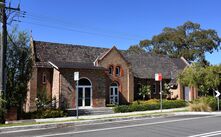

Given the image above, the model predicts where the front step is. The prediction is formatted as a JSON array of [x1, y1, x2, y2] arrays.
[[66, 107, 114, 116]]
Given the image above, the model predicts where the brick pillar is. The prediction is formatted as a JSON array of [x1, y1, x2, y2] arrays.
[[177, 82, 183, 99], [189, 86, 194, 101], [52, 68, 60, 108], [127, 67, 134, 103], [193, 87, 198, 99], [25, 67, 37, 112]]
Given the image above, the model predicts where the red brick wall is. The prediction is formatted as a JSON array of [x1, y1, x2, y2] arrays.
[[37, 68, 53, 100], [97, 48, 134, 104], [59, 68, 107, 109]]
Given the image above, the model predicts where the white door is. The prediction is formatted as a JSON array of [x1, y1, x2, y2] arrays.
[[78, 86, 92, 107], [78, 78, 92, 107], [110, 85, 119, 104]]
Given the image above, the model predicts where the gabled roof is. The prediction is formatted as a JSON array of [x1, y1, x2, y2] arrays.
[[33, 40, 187, 79], [121, 51, 184, 79], [33, 40, 108, 63]]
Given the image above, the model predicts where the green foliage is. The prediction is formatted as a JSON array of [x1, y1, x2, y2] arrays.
[[127, 45, 146, 54], [179, 63, 221, 95], [138, 85, 151, 100], [6, 27, 33, 112], [189, 96, 217, 111], [36, 86, 52, 110], [22, 109, 67, 119], [128, 21, 221, 63], [113, 99, 186, 113], [0, 96, 6, 123], [106, 104, 116, 107]]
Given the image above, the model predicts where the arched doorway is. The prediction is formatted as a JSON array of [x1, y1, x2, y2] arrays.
[[78, 78, 92, 107], [110, 82, 119, 104]]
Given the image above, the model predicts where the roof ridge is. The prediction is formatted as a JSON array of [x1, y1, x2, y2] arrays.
[[33, 40, 109, 50]]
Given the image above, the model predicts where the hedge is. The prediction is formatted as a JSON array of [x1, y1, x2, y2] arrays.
[[113, 99, 186, 113], [22, 109, 67, 119]]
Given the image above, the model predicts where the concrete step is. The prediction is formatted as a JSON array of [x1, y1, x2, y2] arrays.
[[66, 107, 114, 116]]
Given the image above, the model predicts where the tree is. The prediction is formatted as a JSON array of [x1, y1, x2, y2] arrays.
[[6, 28, 33, 119], [178, 63, 221, 96], [127, 45, 146, 54], [0, 96, 6, 123], [138, 85, 151, 100], [129, 21, 221, 64]]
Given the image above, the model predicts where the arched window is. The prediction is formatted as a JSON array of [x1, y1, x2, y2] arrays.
[[78, 78, 92, 107], [110, 82, 119, 104], [109, 65, 113, 75], [42, 72, 46, 84], [79, 78, 92, 86], [115, 66, 121, 76]]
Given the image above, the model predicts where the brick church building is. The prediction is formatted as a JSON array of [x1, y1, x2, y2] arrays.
[[25, 39, 196, 112]]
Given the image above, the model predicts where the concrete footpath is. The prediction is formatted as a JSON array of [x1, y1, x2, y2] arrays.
[[0, 107, 221, 133]]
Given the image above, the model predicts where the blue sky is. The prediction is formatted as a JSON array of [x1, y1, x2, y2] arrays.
[[9, 0, 221, 65]]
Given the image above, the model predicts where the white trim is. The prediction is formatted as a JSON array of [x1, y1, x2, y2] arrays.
[[109, 82, 119, 105], [180, 57, 190, 66], [79, 77, 92, 86], [48, 61, 59, 70], [78, 77, 93, 107]]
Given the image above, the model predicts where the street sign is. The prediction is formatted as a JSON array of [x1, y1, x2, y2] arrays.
[[155, 73, 162, 81], [74, 71, 79, 119], [215, 90, 220, 111], [74, 72, 79, 81], [155, 73, 163, 112], [215, 90, 220, 97]]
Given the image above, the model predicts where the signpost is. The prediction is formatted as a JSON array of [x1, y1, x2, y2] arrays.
[[215, 90, 220, 111], [155, 73, 163, 112], [74, 72, 79, 119]]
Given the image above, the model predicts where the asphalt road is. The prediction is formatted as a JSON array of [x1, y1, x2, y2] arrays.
[[1, 115, 221, 137]]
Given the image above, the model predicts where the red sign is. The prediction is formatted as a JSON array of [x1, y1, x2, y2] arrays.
[[155, 73, 162, 81]]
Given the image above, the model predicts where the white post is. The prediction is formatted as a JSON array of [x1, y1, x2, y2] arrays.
[[160, 80, 162, 112], [76, 80, 79, 119], [74, 72, 79, 119]]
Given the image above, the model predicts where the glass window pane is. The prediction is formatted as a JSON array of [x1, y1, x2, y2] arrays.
[[85, 88, 91, 98], [78, 98, 82, 106], [78, 88, 83, 98], [85, 99, 90, 106], [79, 78, 91, 86], [111, 88, 113, 95], [115, 88, 118, 95], [115, 97, 118, 103]]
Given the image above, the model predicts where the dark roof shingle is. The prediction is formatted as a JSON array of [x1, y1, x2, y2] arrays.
[[33, 40, 187, 79]]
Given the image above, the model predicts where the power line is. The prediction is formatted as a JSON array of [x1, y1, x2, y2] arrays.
[[21, 20, 142, 41], [17, 11, 146, 41]]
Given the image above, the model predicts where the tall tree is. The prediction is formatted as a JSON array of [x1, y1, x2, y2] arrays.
[[6, 28, 33, 119], [178, 63, 221, 95], [129, 21, 221, 64]]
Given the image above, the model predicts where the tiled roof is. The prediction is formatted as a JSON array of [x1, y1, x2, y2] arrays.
[[121, 51, 182, 79], [33, 40, 187, 79]]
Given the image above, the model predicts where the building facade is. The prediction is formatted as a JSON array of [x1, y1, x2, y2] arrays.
[[25, 39, 196, 112]]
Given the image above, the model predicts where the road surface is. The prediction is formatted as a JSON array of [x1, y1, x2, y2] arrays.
[[1, 115, 221, 137]]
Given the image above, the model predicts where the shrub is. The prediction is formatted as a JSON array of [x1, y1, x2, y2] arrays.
[[113, 105, 130, 113], [22, 109, 67, 119], [106, 104, 116, 107], [189, 96, 216, 112], [113, 99, 186, 113], [189, 103, 212, 112]]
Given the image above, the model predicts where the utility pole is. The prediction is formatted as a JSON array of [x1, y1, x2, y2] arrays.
[[0, 0, 7, 99], [0, 0, 20, 122]]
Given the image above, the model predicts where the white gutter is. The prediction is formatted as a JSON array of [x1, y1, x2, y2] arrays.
[[48, 61, 59, 70]]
